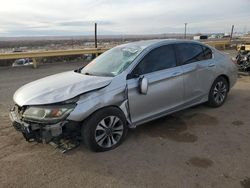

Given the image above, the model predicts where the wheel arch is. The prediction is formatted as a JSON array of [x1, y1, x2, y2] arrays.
[[81, 105, 131, 128]]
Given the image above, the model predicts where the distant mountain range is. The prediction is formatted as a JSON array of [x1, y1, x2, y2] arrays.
[[0, 34, 195, 41]]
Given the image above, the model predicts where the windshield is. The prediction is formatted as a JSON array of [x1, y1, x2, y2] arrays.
[[81, 45, 142, 77]]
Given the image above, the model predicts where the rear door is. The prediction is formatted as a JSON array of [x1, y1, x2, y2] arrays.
[[127, 44, 184, 124], [174, 43, 215, 105]]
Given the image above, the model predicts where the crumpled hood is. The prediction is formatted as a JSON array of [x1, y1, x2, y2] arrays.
[[14, 71, 113, 106]]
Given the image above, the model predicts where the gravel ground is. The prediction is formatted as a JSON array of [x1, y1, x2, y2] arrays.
[[0, 58, 250, 188]]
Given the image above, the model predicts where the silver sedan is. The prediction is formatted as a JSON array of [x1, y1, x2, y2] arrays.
[[10, 39, 238, 152]]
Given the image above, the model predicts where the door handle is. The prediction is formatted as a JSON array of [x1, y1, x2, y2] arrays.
[[208, 63, 215, 67], [172, 71, 182, 77]]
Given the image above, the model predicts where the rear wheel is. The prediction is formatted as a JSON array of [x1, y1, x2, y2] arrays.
[[207, 77, 229, 107], [82, 107, 128, 152]]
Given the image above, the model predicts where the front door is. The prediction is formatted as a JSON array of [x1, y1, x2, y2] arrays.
[[126, 44, 184, 125]]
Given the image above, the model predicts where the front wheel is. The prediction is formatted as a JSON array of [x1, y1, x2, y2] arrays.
[[207, 77, 229, 107], [82, 107, 128, 152]]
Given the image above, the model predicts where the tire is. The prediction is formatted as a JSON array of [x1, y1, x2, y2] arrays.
[[207, 76, 229, 107], [82, 107, 128, 152]]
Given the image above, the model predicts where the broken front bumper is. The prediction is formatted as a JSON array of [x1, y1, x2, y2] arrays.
[[9, 107, 65, 143]]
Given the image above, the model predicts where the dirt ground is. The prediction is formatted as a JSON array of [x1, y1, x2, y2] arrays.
[[0, 59, 250, 188]]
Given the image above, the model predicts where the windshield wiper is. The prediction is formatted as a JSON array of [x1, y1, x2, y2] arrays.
[[74, 67, 84, 73], [83, 72, 114, 77], [84, 72, 92, 75]]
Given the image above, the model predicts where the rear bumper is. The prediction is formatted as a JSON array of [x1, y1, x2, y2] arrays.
[[9, 107, 73, 143]]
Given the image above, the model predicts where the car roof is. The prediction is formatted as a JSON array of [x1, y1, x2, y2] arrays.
[[119, 39, 204, 50]]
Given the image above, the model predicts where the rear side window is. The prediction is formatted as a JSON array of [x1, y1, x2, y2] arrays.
[[202, 46, 213, 60], [132, 45, 176, 75], [175, 43, 204, 65]]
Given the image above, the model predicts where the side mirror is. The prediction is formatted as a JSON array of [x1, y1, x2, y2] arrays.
[[139, 76, 148, 95]]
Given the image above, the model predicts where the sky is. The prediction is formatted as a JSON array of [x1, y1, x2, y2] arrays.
[[0, 0, 249, 37]]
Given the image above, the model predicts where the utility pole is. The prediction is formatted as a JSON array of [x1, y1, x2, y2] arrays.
[[230, 25, 234, 42], [184, 23, 187, 39], [94, 23, 97, 48]]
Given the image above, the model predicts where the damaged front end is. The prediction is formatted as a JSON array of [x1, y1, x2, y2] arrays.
[[9, 103, 81, 152]]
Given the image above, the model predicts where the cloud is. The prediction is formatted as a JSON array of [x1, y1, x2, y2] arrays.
[[0, 28, 7, 34], [57, 20, 114, 27], [0, 0, 249, 36]]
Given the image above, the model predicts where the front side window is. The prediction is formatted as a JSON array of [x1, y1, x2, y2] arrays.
[[175, 43, 204, 64], [132, 45, 176, 75], [81, 45, 143, 77]]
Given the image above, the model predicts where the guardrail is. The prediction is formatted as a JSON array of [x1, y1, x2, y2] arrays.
[[204, 40, 230, 50], [0, 48, 109, 68], [0, 40, 231, 68]]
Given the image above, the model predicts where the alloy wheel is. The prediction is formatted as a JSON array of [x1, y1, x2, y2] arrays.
[[213, 81, 227, 104], [95, 116, 124, 148]]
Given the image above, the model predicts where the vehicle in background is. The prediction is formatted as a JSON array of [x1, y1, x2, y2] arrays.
[[12, 58, 33, 67], [13, 49, 24, 53], [236, 43, 250, 74], [193, 35, 208, 40], [237, 43, 250, 52], [13, 47, 28, 53], [9, 39, 238, 152], [83, 54, 94, 61]]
